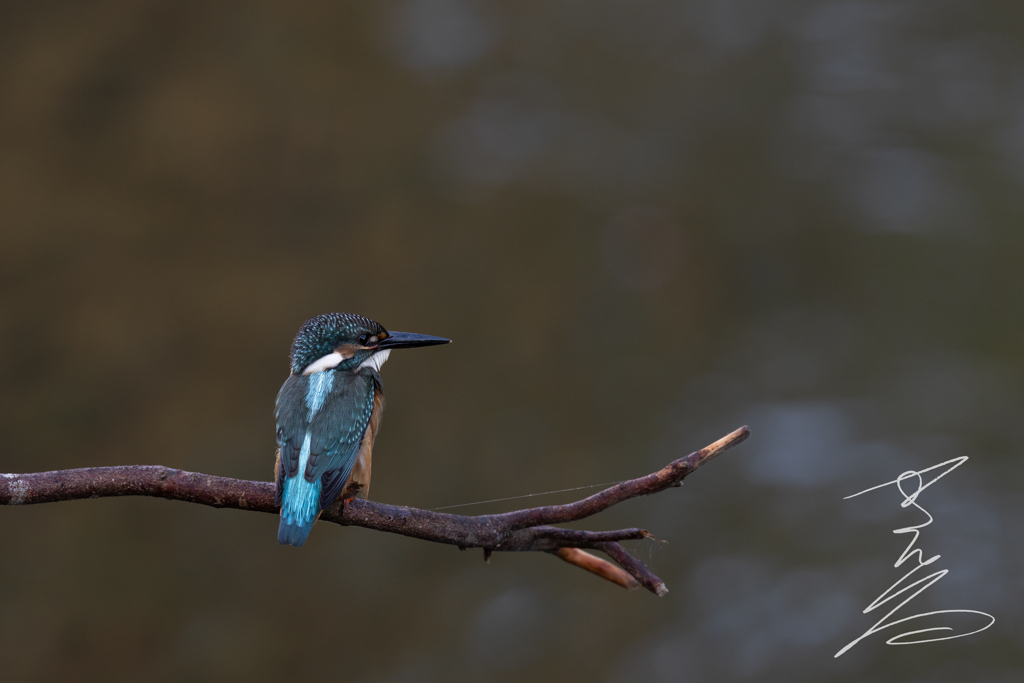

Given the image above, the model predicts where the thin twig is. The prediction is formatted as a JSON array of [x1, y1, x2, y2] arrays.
[[551, 548, 640, 590], [598, 541, 669, 596], [0, 426, 749, 595]]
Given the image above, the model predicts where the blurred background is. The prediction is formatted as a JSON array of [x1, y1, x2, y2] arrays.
[[2, 0, 1023, 681]]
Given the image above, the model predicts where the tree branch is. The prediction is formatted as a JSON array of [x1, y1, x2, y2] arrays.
[[1, 426, 749, 595]]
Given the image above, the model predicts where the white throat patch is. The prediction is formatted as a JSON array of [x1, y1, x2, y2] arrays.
[[358, 349, 390, 373], [303, 352, 343, 375]]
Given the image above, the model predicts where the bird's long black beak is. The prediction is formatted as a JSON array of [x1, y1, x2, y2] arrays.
[[379, 331, 451, 349]]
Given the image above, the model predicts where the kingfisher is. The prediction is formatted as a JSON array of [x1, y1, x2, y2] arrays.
[[274, 312, 450, 547]]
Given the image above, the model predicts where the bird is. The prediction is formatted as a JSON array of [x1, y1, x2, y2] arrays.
[[274, 312, 449, 547]]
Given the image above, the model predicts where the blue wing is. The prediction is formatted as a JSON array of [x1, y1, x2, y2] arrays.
[[306, 371, 376, 508], [275, 374, 310, 495]]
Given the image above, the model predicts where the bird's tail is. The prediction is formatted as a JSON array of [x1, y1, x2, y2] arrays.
[[278, 517, 315, 547], [278, 471, 323, 547]]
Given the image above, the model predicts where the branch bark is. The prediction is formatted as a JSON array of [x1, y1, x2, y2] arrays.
[[1, 426, 749, 595]]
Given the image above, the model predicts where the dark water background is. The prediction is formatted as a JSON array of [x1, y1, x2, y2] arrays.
[[2, 1, 1023, 681]]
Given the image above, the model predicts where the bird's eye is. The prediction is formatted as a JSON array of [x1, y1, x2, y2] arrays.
[[358, 334, 369, 345]]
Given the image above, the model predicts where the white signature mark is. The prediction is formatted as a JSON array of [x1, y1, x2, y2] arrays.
[[834, 456, 995, 658]]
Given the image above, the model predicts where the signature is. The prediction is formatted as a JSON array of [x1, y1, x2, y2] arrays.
[[834, 457, 995, 658]]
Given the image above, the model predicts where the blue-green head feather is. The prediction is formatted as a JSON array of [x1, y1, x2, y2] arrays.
[[289, 312, 388, 375]]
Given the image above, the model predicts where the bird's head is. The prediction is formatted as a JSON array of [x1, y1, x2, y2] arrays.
[[289, 312, 450, 375]]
